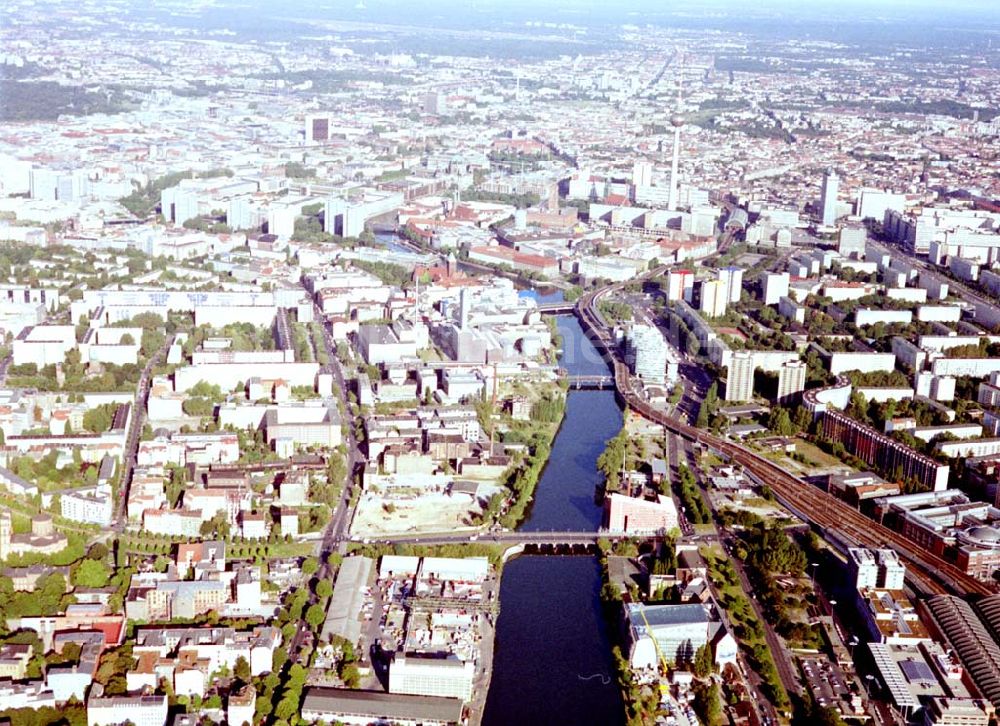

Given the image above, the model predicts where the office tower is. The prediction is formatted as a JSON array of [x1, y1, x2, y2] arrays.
[[848, 548, 879, 590], [699, 279, 728, 318], [423, 92, 447, 115], [717, 266, 744, 304], [763, 272, 790, 305], [305, 114, 330, 143], [821, 168, 839, 226], [632, 161, 653, 189], [848, 547, 906, 590], [726, 352, 755, 402], [838, 226, 867, 259], [776, 360, 807, 404]]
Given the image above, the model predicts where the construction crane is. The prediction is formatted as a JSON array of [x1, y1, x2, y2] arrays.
[[635, 603, 671, 696]]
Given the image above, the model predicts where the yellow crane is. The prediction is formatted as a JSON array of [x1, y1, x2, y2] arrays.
[[635, 603, 671, 696]]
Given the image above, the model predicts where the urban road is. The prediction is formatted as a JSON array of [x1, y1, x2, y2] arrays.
[[114, 334, 174, 533]]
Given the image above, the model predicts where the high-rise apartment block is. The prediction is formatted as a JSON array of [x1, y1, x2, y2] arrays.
[[726, 351, 755, 402], [666, 269, 694, 302], [763, 272, 790, 305], [821, 168, 840, 226], [776, 360, 807, 404], [700, 279, 728, 318], [717, 266, 744, 304]]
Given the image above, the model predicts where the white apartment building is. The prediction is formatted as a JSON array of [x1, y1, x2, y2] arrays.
[[60, 486, 114, 527], [776, 360, 807, 404], [763, 272, 790, 305], [87, 694, 168, 726], [700, 279, 728, 318], [726, 352, 755, 403], [717, 266, 744, 304]]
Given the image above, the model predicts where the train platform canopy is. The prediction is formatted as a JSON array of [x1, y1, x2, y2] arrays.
[[322, 556, 373, 644]]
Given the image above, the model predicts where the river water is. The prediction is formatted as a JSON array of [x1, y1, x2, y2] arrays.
[[482, 556, 625, 726], [483, 315, 626, 726], [521, 315, 622, 532]]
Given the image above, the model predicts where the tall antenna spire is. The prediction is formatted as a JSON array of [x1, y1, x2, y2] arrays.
[[666, 69, 684, 212]]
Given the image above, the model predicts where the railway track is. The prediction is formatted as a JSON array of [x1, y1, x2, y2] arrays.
[[575, 281, 994, 599]]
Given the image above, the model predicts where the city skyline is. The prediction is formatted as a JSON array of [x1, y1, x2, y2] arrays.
[[0, 1, 999, 725]]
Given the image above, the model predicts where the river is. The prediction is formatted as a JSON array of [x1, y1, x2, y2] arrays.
[[521, 315, 623, 532], [482, 556, 625, 726], [482, 314, 626, 726]]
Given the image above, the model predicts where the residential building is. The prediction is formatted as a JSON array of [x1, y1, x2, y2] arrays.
[[86, 694, 168, 726], [821, 410, 950, 491], [699, 279, 728, 318], [717, 266, 744, 304], [0, 643, 33, 680], [763, 272, 790, 305], [666, 269, 694, 302], [838, 226, 867, 258], [726, 352, 755, 403], [60, 486, 114, 527], [228, 685, 256, 726], [776, 360, 806, 404]]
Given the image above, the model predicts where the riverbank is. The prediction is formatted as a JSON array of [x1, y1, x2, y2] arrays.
[[490, 386, 568, 529]]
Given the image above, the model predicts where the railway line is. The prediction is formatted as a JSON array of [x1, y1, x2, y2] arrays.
[[574, 276, 994, 599]]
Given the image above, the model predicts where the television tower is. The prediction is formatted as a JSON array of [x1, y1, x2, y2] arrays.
[[666, 77, 684, 212]]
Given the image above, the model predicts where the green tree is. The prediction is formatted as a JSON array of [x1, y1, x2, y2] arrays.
[[768, 407, 794, 436], [182, 397, 214, 417], [693, 681, 723, 726], [82, 404, 114, 433], [73, 559, 110, 588], [305, 603, 326, 631], [233, 655, 251, 683], [597, 430, 628, 491], [140, 328, 166, 358], [316, 580, 333, 599], [692, 643, 714, 678]]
